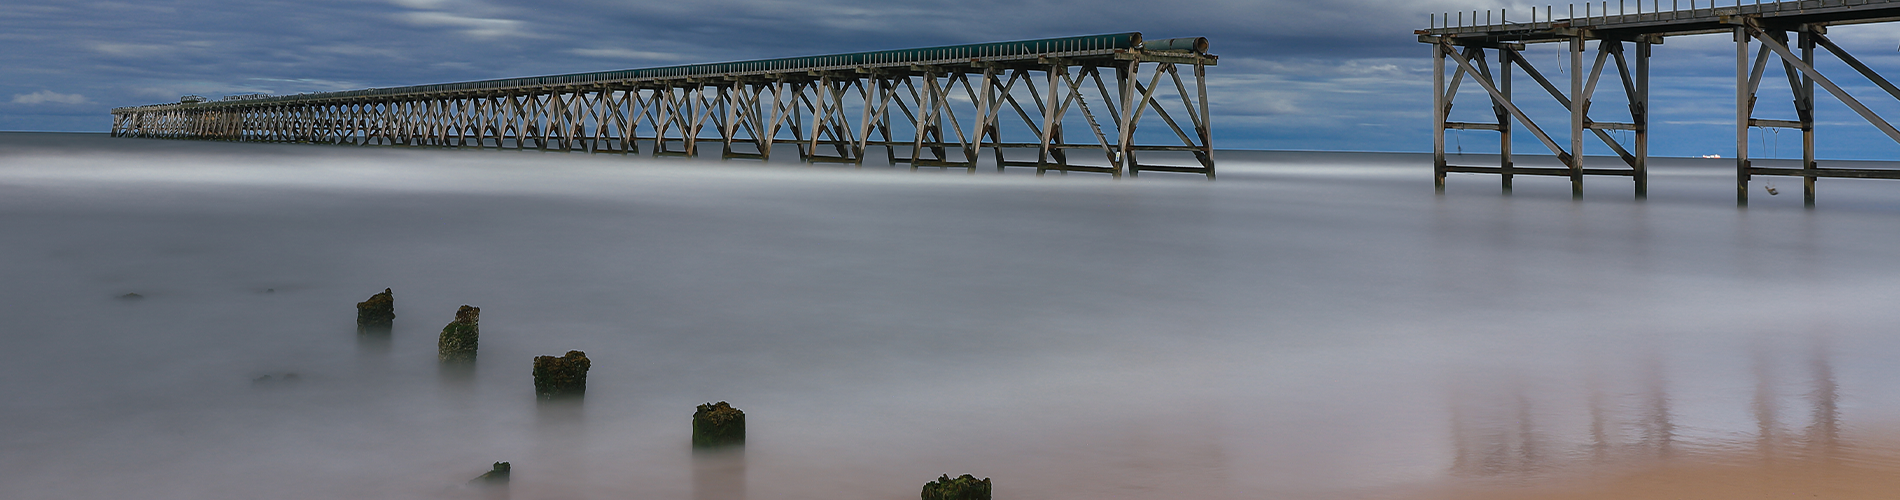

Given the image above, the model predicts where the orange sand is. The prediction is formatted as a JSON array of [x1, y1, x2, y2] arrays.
[[1407, 456, 1900, 500]]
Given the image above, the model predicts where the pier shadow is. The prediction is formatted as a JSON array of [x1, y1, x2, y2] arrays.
[[1804, 339, 1840, 462], [1752, 345, 1782, 459], [1448, 384, 1554, 477], [1747, 336, 1841, 463], [1635, 354, 1677, 459], [1447, 334, 1850, 483]]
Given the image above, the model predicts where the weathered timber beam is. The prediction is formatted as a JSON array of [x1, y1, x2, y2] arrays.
[[1748, 24, 1900, 144], [1443, 42, 1573, 163], [1748, 166, 1900, 179]]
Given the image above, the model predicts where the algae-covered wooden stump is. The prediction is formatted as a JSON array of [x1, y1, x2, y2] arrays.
[[532, 351, 589, 399], [922, 474, 990, 500], [471, 462, 510, 485], [356, 288, 394, 335], [692, 401, 746, 448], [438, 305, 480, 363]]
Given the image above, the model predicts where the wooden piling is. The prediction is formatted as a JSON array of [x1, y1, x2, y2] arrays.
[[472, 462, 510, 485], [692, 401, 745, 448], [438, 305, 479, 363], [532, 351, 589, 399], [356, 288, 394, 336], [921, 474, 990, 500]]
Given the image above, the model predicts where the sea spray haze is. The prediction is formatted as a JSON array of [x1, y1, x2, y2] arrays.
[[3, 133, 1900, 499]]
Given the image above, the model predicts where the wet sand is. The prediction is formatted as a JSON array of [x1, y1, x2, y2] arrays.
[[1409, 452, 1900, 500]]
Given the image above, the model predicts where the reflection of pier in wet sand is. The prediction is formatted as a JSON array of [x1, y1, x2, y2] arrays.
[[1434, 338, 1882, 498]]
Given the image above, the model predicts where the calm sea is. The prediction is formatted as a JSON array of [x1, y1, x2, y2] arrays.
[[3, 132, 1899, 499]]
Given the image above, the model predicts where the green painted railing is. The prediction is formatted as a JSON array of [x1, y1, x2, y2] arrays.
[[116, 33, 1144, 111]]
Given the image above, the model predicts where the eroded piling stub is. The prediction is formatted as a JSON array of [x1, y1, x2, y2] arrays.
[[921, 474, 991, 500], [532, 351, 589, 399], [439, 305, 480, 363], [356, 288, 394, 335], [471, 462, 510, 485], [692, 401, 746, 448]]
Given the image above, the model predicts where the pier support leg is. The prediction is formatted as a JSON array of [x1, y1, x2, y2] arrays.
[[1570, 35, 1585, 199], [1737, 27, 1752, 207], [1109, 59, 1124, 179], [1197, 60, 1215, 179], [1635, 39, 1650, 199], [1497, 47, 1514, 194], [1433, 41, 1447, 193], [1800, 29, 1817, 208]]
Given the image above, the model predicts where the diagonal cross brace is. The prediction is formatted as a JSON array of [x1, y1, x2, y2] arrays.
[[1444, 43, 1573, 164], [1748, 26, 1900, 144], [1812, 32, 1900, 104], [1503, 48, 1638, 167]]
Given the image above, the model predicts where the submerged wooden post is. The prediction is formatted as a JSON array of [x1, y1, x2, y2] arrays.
[[471, 462, 510, 484], [356, 288, 394, 335], [921, 474, 990, 500], [692, 401, 745, 448], [532, 351, 590, 399], [438, 305, 480, 363]]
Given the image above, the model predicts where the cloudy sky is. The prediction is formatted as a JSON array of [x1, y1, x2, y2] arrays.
[[8, 0, 1900, 157]]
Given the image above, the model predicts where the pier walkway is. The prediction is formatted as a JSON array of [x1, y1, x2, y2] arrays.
[[1421, 0, 1900, 205], [112, 33, 1217, 179]]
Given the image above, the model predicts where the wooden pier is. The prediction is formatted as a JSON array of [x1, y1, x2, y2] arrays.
[[1421, 0, 1900, 205], [111, 33, 1217, 179]]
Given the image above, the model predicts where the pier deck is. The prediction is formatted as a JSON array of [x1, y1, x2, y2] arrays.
[[113, 33, 1218, 179], [1421, 0, 1900, 205]]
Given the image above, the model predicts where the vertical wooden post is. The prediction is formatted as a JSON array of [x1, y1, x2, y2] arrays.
[[1038, 61, 1063, 176], [1800, 28, 1817, 207], [687, 84, 704, 157], [857, 77, 877, 164], [1635, 38, 1650, 199], [809, 76, 829, 162], [655, 88, 673, 155], [1497, 47, 1514, 194], [788, 81, 809, 162], [1117, 58, 1139, 179], [912, 71, 933, 169], [1737, 26, 1752, 206], [1570, 35, 1586, 199], [1433, 40, 1447, 193], [722, 84, 740, 159], [764, 81, 787, 160], [1196, 60, 1214, 179], [631, 88, 645, 153], [975, 64, 995, 171]]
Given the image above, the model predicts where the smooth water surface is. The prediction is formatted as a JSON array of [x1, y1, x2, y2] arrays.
[[3, 133, 1900, 499]]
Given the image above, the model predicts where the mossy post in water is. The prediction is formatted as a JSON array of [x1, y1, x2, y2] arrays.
[[438, 305, 480, 363], [471, 462, 510, 485], [692, 401, 746, 448], [532, 351, 590, 399], [356, 288, 394, 336], [921, 474, 990, 500]]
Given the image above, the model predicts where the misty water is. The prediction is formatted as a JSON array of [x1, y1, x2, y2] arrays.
[[5, 132, 1900, 499]]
